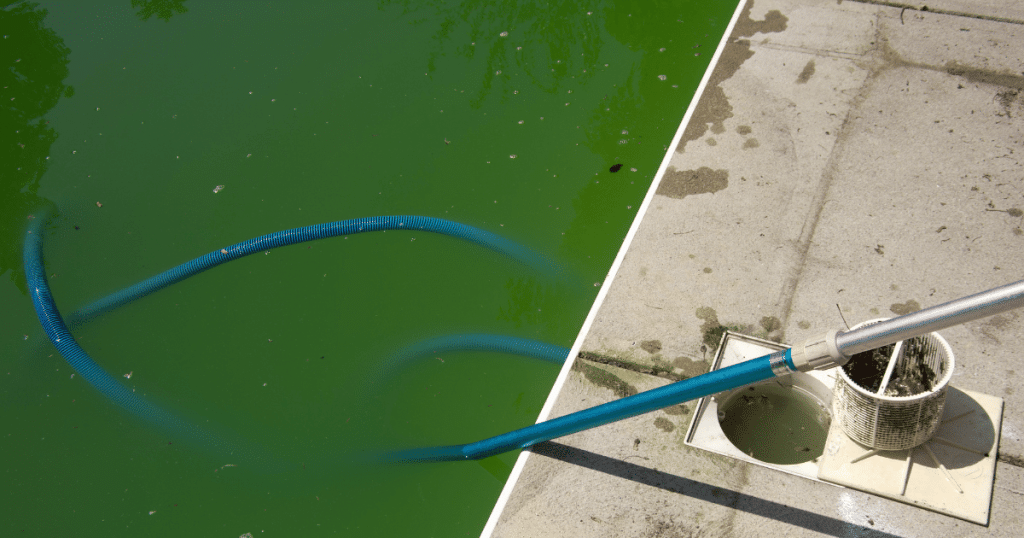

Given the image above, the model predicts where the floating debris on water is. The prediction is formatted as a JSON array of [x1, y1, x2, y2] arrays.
[[213, 185, 225, 193]]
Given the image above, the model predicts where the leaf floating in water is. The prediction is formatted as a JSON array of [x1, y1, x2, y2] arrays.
[[213, 185, 225, 193], [609, 163, 623, 173]]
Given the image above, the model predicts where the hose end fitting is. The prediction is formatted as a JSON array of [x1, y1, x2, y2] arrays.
[[790, 329, 848, 372]]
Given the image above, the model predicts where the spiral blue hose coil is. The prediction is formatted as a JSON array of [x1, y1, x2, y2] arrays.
[[25, 214, 562, 460]]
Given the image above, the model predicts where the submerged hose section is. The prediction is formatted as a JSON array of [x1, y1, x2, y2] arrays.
[[377, 334, 569, 380], [384, 352, 782, 462], [395, 334, 569, 365], [26, 213, 561, 464], [68, 215, 556, 326], [24, 220, 246, 457]]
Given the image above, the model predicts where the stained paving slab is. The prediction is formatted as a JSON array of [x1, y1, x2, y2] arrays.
[[485, 0, 1024, 536]]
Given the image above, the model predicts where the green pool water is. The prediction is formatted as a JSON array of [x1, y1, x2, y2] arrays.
[[1, 1, 737, 535]]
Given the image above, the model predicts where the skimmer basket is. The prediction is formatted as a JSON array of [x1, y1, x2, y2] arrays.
[[834, 319, 955, 451]]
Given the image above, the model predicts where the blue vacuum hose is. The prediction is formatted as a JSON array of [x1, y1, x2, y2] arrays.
[[384, 350, 794, 461], [68, 215, 556, 326], [25, 214, 562, 459], [383, 278, 1024, 462], [377, 333, 569, 379], [38, 208, 1016, 466], [25, 219, 245, 456]]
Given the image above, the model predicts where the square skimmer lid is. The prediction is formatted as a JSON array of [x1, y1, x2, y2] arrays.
[[817, 386, 1003, 525]]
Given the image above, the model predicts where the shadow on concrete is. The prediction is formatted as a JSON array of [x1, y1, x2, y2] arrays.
[[531, 441, 903, 538]]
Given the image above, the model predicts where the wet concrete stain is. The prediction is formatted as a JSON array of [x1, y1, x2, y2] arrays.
[[796, 59, 816, 84], [696, 306, 724, 349], [976, 312, 1019, 345], [892, 55, 1024, 119], [987, 205, 1024, 236], [662, 403, 691, 416], [673, 356, 709, 379], [760, 316, 781, 332], [733, 2, 788, 36], [573, 359, 638, 398], [985, 313, 1015, 331], [871, 30, 1024, 121], [657, 166, 728, 199], [678, 1, 788, 152], [996, 89, 1019, 118], [736, 124, 759, 149], [697, 307, 785, 350], [640, 339, 662, 354], [696, 306, 749, 351], [760, 315, 784, 342], [579, 351, 682, 382], [890, 299, 921, 316], [997, 453, 1024, 468], [654, 417, 676, 432], [945, 61, 1024, 91]]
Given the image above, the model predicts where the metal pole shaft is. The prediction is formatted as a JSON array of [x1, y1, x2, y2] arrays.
[[835, 279, 1024, 356]]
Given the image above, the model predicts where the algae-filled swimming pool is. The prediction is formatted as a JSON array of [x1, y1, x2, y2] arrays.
[[1, 1, 737, 535]]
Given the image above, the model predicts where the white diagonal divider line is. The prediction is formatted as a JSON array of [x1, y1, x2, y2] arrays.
[[480, 0, 753, 535]]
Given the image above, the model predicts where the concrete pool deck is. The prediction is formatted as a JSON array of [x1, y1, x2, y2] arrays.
[[483, 0, 1024, 536]]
